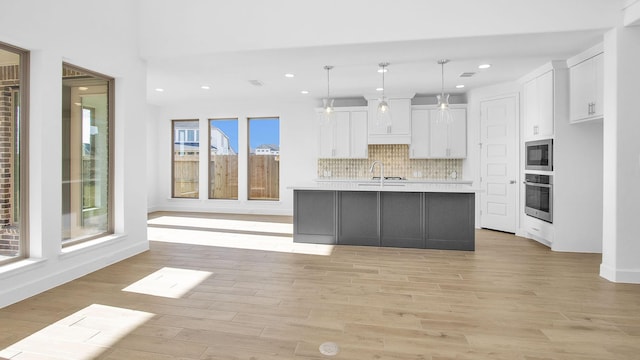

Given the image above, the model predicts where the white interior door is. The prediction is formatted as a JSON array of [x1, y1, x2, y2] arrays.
[[480, 96, 517, 233]]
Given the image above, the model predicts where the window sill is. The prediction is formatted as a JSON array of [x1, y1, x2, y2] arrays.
[[0, 258, 48, 280], [60, 233, 128, 260]]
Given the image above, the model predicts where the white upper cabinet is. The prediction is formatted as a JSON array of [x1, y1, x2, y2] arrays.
[[429, 107, 467, 158], [318, 107, 368, 159], [569, 52, 604, 123], [349, 110, 368, 158], [410, 106, 467, 159], [367, 98, 411, 144], [409, 109, 430, 158], [523, 70, 554, 139]]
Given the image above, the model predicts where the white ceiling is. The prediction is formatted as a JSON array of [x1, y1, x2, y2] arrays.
[[141, 0, 623, 107], [146, 30, 605, 106]]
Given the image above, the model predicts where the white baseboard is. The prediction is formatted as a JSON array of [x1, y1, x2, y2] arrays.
[[0, 241, 149, 308], [516, 229, 551, 248], [149, 205, 293, 216], [600, 263, 640, 284]]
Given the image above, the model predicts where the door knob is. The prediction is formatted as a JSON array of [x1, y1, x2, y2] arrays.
[[509, 180, 516, 184]]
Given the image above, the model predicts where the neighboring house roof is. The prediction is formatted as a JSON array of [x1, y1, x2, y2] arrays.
[[256, 144, 279, 151]]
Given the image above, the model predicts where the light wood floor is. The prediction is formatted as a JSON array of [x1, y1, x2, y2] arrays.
[[1, 212, 640, 359]]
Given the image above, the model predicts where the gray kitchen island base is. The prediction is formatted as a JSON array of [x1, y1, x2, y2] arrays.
[[293, 190, 475, 251]]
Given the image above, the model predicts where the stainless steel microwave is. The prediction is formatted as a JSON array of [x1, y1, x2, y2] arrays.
[[525, 139, 553, 171]]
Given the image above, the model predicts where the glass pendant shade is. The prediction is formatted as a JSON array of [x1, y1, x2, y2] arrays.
[[436, 94, 453, 123], [378, 99, 389, 114], [436, 59, 453, 123], [437, 93, 450, 111], [376, 98, 392, 128], [322, 66, 335, 125], [323, 98, 335, 114]]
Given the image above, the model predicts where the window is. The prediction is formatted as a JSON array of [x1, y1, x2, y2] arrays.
[[248, 117, 279, 201], [172, 120, 199, 198], [0, 42, 28, 265], [209, 119, 238, 199], [61, 63, 113, 245]]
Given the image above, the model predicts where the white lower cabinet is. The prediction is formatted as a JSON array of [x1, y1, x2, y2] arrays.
[[524, 215, 554, 245], [318, 108, 368, 159]]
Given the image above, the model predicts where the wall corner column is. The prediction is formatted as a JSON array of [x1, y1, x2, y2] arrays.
[[600, 24, 640, 283]]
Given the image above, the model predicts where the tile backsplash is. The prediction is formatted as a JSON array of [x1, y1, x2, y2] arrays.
[[317, 144, 462, 180]]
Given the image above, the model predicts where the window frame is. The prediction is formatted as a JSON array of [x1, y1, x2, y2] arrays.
[[0, 41, 29, 266], [61, 62, 115, 248], [247, 117, 280, 201], [208, 118, 239, 200], [171, 119, 200, 199]]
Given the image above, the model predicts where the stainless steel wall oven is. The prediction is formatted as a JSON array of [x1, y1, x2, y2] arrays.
[[524, 173, 552, 223]]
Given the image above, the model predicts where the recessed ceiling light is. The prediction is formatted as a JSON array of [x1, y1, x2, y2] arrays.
[[285, 73, 295, 78], [201, 85, 211, 90], [78, 86, 88, 91], [300, 90, 309, 94], [155, 88, 164, 92], [478, 64, 491, 69], [376, 87, 384, 91], [456, 84, 465, 89]]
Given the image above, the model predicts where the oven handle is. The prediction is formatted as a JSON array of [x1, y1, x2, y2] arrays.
[[524, 181, 552, 188]]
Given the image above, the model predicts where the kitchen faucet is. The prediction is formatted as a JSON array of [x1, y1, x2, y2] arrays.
[[369, 161, 384, 186]]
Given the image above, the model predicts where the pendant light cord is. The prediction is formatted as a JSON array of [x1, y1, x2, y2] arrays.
[[441, 61, 445, 98], [324, 65, 333, 100], [382, 64, 385, 98], [327, 67, 330, 99]]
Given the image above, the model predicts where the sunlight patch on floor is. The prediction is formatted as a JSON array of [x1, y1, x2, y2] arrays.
[[122, 267, 212, 298], [0, 304, 154, 360], [148, 225, 335, 256]]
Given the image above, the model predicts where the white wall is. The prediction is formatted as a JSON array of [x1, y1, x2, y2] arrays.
[[147, 104, 161, 211], [553, 113, 603, 252], [0, 0, 149, 307], [148, 98, 318, 215]]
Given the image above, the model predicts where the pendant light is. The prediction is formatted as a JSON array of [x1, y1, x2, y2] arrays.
[[322, 65, 335, 123], [377, 62, 392, 127], [436, 59, 453, 123]]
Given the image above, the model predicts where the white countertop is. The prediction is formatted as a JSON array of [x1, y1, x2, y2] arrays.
[[289, 180, 481, 193], [314, 178, 473, 185]]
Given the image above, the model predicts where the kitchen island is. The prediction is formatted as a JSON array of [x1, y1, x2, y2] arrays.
[[291, 182, 479, 251]]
